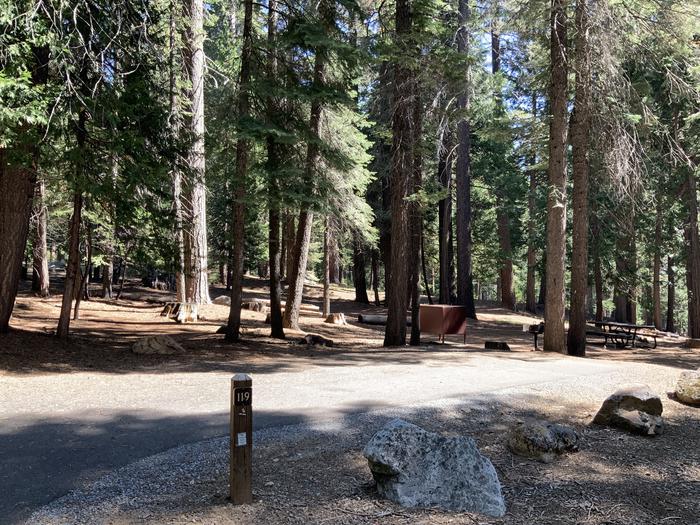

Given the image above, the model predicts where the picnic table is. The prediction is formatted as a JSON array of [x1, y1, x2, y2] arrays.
[[588, 320, 657, 348]]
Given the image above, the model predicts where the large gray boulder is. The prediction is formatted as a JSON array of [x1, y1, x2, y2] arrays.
[[675, 370, 700, 406], [132, 335, 185, 355], [592, 384, 664, 436], [507, 420, 580, 463], [363, 419, 506, 518]]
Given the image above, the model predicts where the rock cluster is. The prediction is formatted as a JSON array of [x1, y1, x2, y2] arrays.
[[507, 420, 580, 463], [363, 419, 506, 517], [592, 384, 664, 436], [324, 313, 347, 325]]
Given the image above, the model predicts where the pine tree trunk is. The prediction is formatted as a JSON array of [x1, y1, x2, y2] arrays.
[[684, 169, 700, 338], [73, 221, 92, 320], [666, 256, 675, 333], [283, 0, 334, 330], [525, 95, 538, 313], [543, 0, 568, 353], [0, 149, 37, 332], [185, 0, 210, 305], [352, 235, 370, 304], [0, 47, 48, 333], [383, 0, 413, 346], [284, 213, 295, 282], [455, 0, 477, 320], [169, 0, 187, 304], [265, 0, 285, 339], [409, 86, 423, 346], [566, 0, 590, 357], [225, 0, 253, 341], [31, 178, 50, 297], [438, 128, 453, 304], [371, 249, 381, 306], [57, 192, 82, 338], [491, 16, 514, 311]]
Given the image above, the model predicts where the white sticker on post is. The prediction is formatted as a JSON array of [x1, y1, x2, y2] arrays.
[[237, 432, 247, 447]]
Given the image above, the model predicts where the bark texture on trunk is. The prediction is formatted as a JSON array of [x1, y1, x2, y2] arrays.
[[525, 159, 537, 313], [455, 0, 477, 320], [225, 0, 253, 341], [31, 178, 50, 297], [283, 0, 334, 330], [543, 0, 568, 353], [566, 0, 590, 357], [383, 0, 413, 346], [185, 0, 210, 305], [284, 213, 295, 280]]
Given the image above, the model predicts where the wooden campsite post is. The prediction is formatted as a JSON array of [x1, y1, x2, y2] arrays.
[[230, 373, 253, 504]]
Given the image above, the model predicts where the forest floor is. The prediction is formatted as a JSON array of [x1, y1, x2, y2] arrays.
[[2, 275, 699, 524]]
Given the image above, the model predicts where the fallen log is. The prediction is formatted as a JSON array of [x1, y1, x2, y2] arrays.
[[357, 314, 411, 326]]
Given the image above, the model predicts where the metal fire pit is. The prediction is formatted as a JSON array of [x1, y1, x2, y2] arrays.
[[419, 304, 468, 343]]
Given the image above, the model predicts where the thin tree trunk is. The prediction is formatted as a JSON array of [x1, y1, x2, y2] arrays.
[[371, 249, 381, 306], [684, 168, 700, 338], [73, 222, 92, 320], [384, 0, 413, 346], [525, 93, 538, 313], [421, 226, 433, 305], [652, 196, 663, 329], [57, 192, 82, 337], [225, 0, 253, 342], [323, 220, 331, 317], [283, 0, 334, 331], [491, 14, 515, 311], [31, 178, 50, 297], [169, 0, 187, 304], [455, 0, 477, 320], [438, 128, 453, 304], [567, 0, 591, 357], [666, 256, 675, 332], [284, 213, 295, 282], [543, 0, 568, 353], [409, 84, 423, 346]]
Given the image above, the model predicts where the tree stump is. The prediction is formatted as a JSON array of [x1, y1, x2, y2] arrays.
[[161, 302, 198, 323]]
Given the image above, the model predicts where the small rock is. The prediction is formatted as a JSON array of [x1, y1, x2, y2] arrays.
[[212, 295, 231, 306], [675, 370, 700, 406], [132, 335, 185, 355], [507, 420, 580, 463], [363, 419, 505, 517], [324, 313, 347, 325], [593, 384, 664, 436]]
